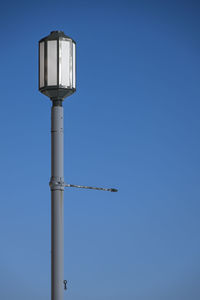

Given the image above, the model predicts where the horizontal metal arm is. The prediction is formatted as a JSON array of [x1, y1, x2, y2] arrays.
[[49, 177, 118, 192], [64, 183, 118, 192]]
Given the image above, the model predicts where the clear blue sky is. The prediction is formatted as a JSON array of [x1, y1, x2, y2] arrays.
[[0, 0, 200, 299]]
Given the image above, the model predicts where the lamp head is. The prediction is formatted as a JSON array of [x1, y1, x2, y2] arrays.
[[39, 31, 76, 101]]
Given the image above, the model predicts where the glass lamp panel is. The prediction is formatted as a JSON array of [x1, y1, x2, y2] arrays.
[[39, 42, 44, 88], [59, 40, 71, 87], [47, 40, 57, 86], [72, 42, 76, 89]]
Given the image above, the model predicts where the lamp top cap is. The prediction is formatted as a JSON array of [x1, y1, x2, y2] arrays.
[[51, 30, 64, 34], [39, 30, 76, 44]]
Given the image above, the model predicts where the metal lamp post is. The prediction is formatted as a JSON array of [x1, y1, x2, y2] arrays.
[[38, 30, 117, 300]]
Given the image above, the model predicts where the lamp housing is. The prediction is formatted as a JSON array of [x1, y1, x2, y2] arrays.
[[39, 31, 76, 100]]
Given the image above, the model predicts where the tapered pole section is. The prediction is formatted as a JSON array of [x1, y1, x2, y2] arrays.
[[51, 100, 64, 300]]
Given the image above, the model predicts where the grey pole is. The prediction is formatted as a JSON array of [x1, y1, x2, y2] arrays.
[[50, 100, 64, 300]]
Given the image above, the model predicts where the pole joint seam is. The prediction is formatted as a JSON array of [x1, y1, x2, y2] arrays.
[[49, 176, 65, 191]]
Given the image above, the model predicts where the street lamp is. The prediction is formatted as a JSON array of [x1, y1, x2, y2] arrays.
[[38, 30, 117, 300]]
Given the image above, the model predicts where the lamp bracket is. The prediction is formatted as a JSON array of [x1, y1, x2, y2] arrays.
[[49, 177, 118, 192]]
